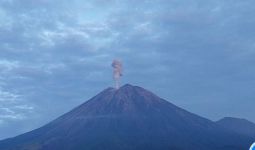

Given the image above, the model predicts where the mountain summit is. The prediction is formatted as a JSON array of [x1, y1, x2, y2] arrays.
[[0, 84, 254, 150]]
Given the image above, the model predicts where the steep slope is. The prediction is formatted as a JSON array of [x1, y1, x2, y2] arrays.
[[0, 84, 254, 150], [216, 117, 255, 138]]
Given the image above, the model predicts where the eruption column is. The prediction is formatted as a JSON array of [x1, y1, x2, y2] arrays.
[[112, 59, 123, 89]]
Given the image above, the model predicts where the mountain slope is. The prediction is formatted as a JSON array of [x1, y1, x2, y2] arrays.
[[0, 84, 254, 150], [216, 117, 255, 138]]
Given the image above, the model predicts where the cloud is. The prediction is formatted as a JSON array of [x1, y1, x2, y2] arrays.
[[0, 89, 20, 102], [0, 88, 34, 126]]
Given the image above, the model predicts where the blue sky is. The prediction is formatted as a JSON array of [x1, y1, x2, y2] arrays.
[[0, 0, 254, 140]]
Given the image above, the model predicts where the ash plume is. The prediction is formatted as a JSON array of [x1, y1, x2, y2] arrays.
[[112, 59, 123, 89]]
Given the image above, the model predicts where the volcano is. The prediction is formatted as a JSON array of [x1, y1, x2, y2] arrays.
[[0, 84, 254, 150]]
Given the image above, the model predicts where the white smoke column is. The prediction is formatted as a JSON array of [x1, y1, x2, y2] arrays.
[[112, 59, 123, 89]]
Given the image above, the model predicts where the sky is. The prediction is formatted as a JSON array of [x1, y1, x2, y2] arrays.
[[0, 0, 254, 140]]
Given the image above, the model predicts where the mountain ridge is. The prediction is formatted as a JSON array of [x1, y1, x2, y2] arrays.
[[0, 84, 254, 150], [216, 117, 255, 138]]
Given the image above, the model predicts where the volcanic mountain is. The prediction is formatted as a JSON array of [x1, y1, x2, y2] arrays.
[[0, 84, 254, 150]]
